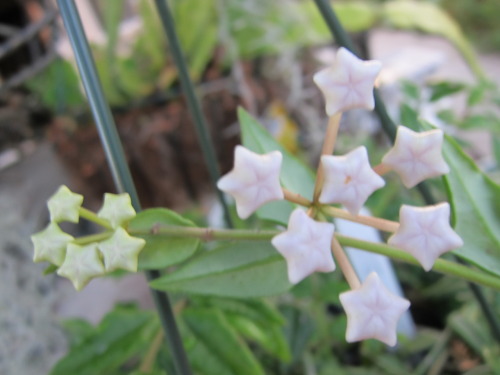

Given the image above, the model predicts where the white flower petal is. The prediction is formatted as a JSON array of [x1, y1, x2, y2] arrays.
[[217, 146, 284, 219], [319, 146, 385, 215], [313, 47, 382, 116], [382, 126, 449, 188], [388, 203, 463, 271], [31, 222, 74, 266], [98, 227, 146, 272], [272, 209, 335, 284], [97, 193, 137, 228], [340, 272, 410, 346], [47, 185, 84, 223], [57, 243, 105, 290]]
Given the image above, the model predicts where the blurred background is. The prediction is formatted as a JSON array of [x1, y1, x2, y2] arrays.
[[1, 0, 500, 374]]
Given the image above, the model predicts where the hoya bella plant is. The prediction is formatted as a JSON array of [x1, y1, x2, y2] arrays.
[[32, 48, 497, 352]]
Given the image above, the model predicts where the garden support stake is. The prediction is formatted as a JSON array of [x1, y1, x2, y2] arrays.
[[56, 1, 193, 373]]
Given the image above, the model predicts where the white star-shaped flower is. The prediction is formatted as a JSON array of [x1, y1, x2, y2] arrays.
[[217, 146, 284, 219], [319, 146, 385, 215], [339, 272, 410, 346], [57, 243, 105, 290], [31, 223, 74, 266], [381, 126, 450, 188], [313, 47, 382, 116], [97, 193, 137, 228], [98, 227, 146, 272], [47, 185, 84, 223], [271, 209, 335, 284], [388, 203, 463, 271]]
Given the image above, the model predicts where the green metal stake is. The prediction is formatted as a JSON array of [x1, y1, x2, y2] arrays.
[[312, 0, 500, 344], [56, 1, 192, 374], [153, 0, 233, 228]]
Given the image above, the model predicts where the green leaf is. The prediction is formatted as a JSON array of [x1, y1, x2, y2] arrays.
[[334, 2, 378, 32], [174, 0, 217, 81], [459, 114, 500, 133], [128, 208, 200, 270], [399, 103, 420, 131], [26, 59, 85, 111], [439, 127, 500, 275], [239, 108, 315, 224], [493, 136, 500, 168], [449, 304, 500, 374], [468, 84, 487, 106], [227, 314, 291, 361], [429, 81, 466, 102], [196, 297, 284, 325], [198, 297, 291, 360], [50, 306, 157, 375], [401, 81, 420, 101], [183, 308, 265, 375], [60, 319, 95, 349], [280, 305, 315, 365], [150, 241, 292, 297]]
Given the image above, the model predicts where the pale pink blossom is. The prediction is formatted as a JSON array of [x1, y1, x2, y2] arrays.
[[217, 146, 284, 219], [340, 272, 410, 346], [388, 203, 463, 271], [313, 47, 382, 116], [272, 209, 335, 284], [382, 126, 449, 188]]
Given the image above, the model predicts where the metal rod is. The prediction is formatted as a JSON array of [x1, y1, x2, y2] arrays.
[[153, 0, 233, 228], [312, 0, 500, 343], [56, 1, 192, 374]]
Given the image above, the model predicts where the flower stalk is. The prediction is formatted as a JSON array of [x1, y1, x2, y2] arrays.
[[79, 207, 113, 229], [313, 113, 342, 203], [126, 224, 500, 291]]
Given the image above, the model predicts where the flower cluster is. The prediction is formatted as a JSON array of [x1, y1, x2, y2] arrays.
[[31, 186, 145, 290], [217, 47, 463, 346]]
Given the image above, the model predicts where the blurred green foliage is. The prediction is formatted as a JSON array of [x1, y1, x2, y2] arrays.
[[441, 0, 500, 52]]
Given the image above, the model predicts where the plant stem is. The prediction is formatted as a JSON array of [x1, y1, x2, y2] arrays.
[[336, 234, 500, 291], [321, 206, 399, 232], [372, 163, 392, 176], [313, 113, 342, 202], [132, 224, 500, 291], [139, 330, 164, 373], [282, 188, 312, 207], [79, 207, 113, 229], [146, 225, 277, 241], [73, 231, 113, 245], [153, 0, 232, 229], [56, 2, 192, 373], [331, 237, 361, 289]]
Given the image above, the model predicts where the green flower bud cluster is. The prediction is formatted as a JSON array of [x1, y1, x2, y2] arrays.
[[31, 186, 145, 290]]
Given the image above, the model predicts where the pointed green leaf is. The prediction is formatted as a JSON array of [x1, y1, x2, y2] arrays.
[[50, 306, 156, 375], [183, 308, 265, 375], [128, 208, 200, 270], [200, 297, 285, 325], [239, 108, 315, 224], [150, 241, 291, 297], [195, 297, 290, 360], [440, 130, 500, 275], [429, 81, 466, 102], [226, 314, 291, 361]]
